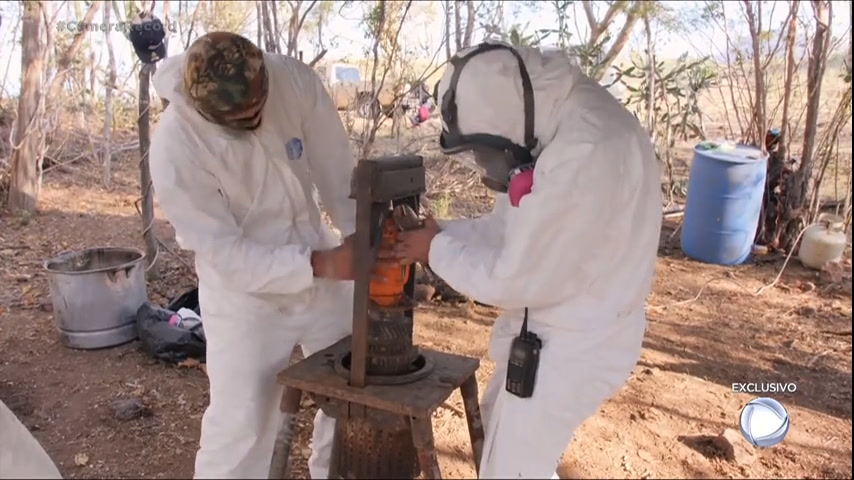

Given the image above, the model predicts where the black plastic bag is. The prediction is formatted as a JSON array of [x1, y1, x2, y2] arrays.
[[167, 287, 200, 316], [136, 302, 206, 364]]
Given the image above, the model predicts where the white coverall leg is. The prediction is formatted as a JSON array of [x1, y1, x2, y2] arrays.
[[299, 281, 355, 476], [194, 286, 299, 478], [149, 51, 358, 479], [476, 314, 646, 478], [195, 280, 352, 478], [429, 45, 663, 478]]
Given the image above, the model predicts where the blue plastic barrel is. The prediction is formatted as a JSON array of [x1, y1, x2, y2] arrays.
[[681, 142, 768, 265]]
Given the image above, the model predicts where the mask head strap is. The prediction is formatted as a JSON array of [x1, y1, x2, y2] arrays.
[[436, 43, 538, 161]]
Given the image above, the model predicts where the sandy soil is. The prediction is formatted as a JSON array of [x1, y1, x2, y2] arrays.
[[1, 134, 852, 479]]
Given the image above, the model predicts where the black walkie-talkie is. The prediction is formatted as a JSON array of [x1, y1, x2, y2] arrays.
[[505, 308, 542, 398]]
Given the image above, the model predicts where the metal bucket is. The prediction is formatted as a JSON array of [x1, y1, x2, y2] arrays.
[[44, 247, 148, 350]]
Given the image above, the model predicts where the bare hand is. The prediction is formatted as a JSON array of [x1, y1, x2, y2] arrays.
[[390, 216, 441, 265], [312, 234, 355, 280]]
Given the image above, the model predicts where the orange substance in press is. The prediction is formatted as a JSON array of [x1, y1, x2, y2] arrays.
[[370, 217, 411, 307]]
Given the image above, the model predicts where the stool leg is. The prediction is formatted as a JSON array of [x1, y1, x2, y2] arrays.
[[269, 387, 303, 479], [460, 375, 484, 476], [410, 415, 442, 479]]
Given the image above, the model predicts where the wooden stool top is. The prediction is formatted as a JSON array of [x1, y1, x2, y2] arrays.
[[277, 336, 479, 418]]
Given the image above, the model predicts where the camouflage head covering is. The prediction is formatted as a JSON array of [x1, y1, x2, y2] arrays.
[[183, 31, 269, 130]]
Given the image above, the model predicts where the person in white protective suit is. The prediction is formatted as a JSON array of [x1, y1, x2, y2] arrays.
[[148, 32, 358, 479], [1, 399, 63, 479], [391, 42, 663, 478]]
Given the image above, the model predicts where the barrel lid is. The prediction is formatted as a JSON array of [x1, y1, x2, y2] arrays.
[[693, 141, 768, 164]]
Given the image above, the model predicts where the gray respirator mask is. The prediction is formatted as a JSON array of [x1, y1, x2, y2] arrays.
[[435, 43, 539, 193]]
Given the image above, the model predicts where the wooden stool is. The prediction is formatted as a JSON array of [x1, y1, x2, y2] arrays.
[[274, 336, 484, 479]]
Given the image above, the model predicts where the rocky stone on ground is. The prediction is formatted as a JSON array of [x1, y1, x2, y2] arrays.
[[712, 428, 757, 466], [111, 397, 150, 421]]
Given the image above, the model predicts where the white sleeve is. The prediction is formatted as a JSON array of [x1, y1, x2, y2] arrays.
[[297, 62, 358, 237], [149, 125, 315, 295], [427, 134, 622, 310], [436, 195, 510, 241]]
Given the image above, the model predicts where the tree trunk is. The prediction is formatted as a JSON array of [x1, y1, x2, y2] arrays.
[[274, 0, 320, 59], [844, 40, 853, 233], [138, 64, 160, 280], [308, 49, 327, 67], [260, 0, 277, 53], [779, 0, 831, 251], [757, 0, 799, 248], [444, 0, 452, 60], [255, 1, 263, 46], [42, 2, 56, 82], [555, 2, 569, 49], [270, 0, 281, 54], [111, 1, 126, 23], [161, 0, 171, 43], [41, 2, 57, 95], [591, 2, 641, 82], [360, 0, 387, 158], [48, 1, 101, 100], [86, 51, 97, 107], [463, 0, 475, 48], [582, 0, 627, 49], [800, 0, 831, 176], [41, 2, 56, 114], [156, 0, 171, 108], [72, 1, 91, 106], [742, 0, 767, 155], [7, 0, 44, 214], [103, 1, 116, 186], [453, 0, 462, 52], [177, 0, 185, 43], [185, 0, 203, 49], [287, 4, 299, 56], [643, 14, 655, 137], [779, 0, 798, 163], [495, 1, 504, 34], [287, 0, 319, 58], [843, 161, 853, 234]]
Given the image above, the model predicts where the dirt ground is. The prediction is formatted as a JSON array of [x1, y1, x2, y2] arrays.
[[1, 133, 852, 479]]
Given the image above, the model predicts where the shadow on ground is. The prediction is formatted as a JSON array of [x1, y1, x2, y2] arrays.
[[641, 317, 852, 420]]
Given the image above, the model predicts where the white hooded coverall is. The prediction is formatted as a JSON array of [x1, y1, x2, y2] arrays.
[[431, 47, 662, 478], [149, 53, 357, 479], [0, 399, 62, 479]]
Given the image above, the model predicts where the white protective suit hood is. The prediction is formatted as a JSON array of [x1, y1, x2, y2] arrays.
[[149, 50, 356, 479], [437, 41, 578, 152], [429, 45, 662, 478], [152, 52, 190, 107], [435, 41, 581, 190]]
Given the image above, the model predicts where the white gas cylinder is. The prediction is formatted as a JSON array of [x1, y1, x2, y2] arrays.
[[798, 213, 848, 270]]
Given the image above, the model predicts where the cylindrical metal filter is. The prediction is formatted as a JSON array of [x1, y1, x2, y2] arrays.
[[367, 308, 419, 376], [329, 416, 420, 479]]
